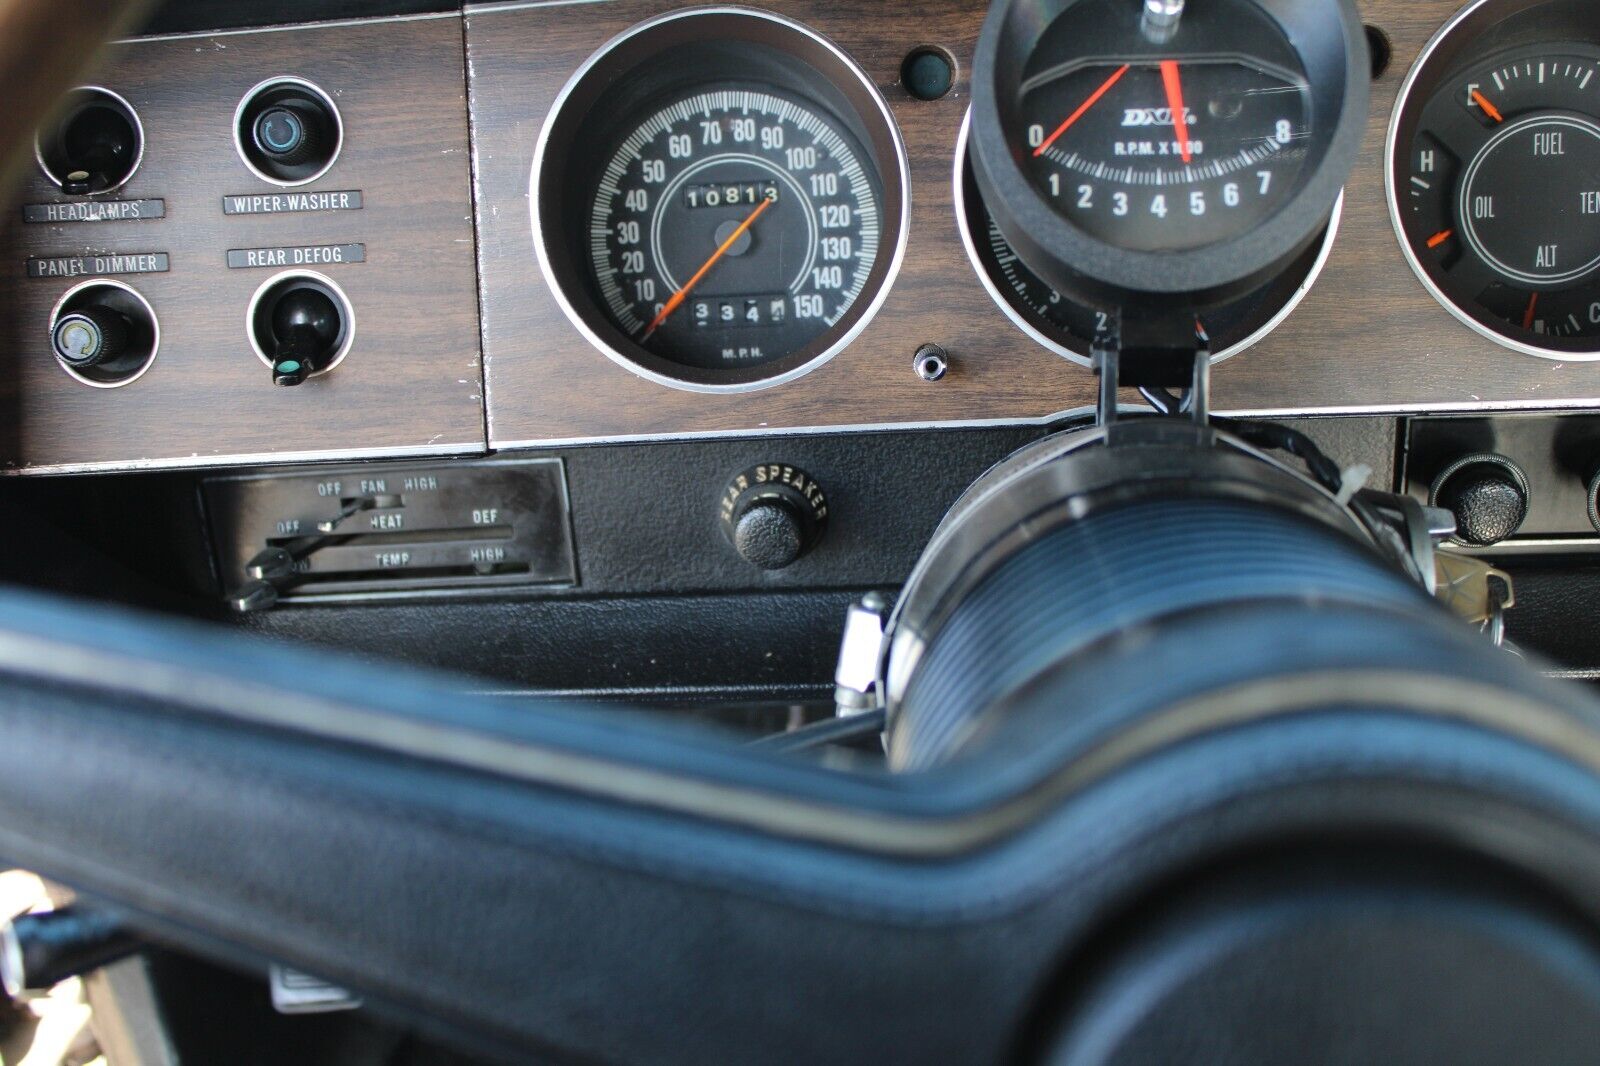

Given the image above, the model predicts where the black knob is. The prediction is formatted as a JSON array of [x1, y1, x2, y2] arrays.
[[1431, 454, 1529, 547], [733, 500, 807, 570], [719, 464, 829, 571], [268, 286, 342, 387], [2, 906, 143, 998], [252, 103, 321, 167], [1585, 465, 1600, 534], [51, 305, 130, 368], [40, 92, 142, 195]]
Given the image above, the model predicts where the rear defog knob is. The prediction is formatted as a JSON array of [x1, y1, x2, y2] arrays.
[[719, 464, 829, 571]]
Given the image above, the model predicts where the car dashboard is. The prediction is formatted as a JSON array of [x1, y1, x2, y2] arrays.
[[8, 2, 1600, 1062]]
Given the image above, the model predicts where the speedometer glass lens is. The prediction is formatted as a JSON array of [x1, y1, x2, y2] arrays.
[[1391, 0, 1600, 358], [1023, 59, 1309, 253], [591, 90, 881, 371], [534, 10, 907, 391]]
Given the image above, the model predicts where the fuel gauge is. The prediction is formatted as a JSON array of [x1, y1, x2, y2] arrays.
[[1391, 11, 1600, 358]]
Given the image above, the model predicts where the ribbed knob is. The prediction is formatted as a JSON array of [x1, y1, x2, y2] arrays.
[[51, 305, 130, 367], [251, 104, 321, 167]]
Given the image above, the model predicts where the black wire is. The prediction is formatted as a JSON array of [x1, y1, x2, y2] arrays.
[[748, 708, 886, 753], [1214, 418, 1427, 584]]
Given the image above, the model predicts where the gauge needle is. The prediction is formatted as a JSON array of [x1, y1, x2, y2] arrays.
[[1033, 63, 1130, 158], [1160, 60, 1193, 164], [1523, 292, 1540, 330], [1471, 89, 1505, 124], [643, 196, 774, 339]]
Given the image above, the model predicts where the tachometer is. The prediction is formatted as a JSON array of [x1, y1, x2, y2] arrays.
[[1021, 57, 1309, 255], [1389, 0, 1600, 359], [970, 0, 1367, 312], [533, 9, 909, 392], [955, 113, 1341, 366]]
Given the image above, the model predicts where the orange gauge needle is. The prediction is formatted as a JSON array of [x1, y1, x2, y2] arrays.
[[1427, 228, 1455, 249], [643, 195, 774, 339], [1472, 89, 1505, 124], [1160, 60, 1193, 164], [1523, 292, 1540, 330], [1033, 63, 1130, 158]]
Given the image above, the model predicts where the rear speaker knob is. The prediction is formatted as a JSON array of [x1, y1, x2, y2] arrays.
[[719, 464, 829, 571]]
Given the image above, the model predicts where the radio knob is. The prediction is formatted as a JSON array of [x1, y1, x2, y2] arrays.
[[1431, 454, 1529, 547], [720, 465, 829, 571]]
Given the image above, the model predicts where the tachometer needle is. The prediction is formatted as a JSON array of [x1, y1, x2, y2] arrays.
[[1033, 63, 1130, 158], [1523, 292, 1540, 330], [643, 195, 774, 339], [1160, 60, 1193, 164], [1471, 89, 1505, 124]]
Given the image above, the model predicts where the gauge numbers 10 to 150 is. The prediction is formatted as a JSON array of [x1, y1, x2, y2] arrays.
[[588, 89, 883, 371]]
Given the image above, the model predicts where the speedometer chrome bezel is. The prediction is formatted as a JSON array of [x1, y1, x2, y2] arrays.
[[529, 6, 911, 394], [1384, 0, 1600, 362]]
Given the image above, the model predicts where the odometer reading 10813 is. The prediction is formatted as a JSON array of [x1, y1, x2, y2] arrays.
[[588, 89, 882, 371]]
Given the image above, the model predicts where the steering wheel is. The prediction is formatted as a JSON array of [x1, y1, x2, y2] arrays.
[[8, 8, 1600, 1065]]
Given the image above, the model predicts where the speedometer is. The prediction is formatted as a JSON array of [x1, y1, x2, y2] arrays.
[[590, 90, 880, 371], [533, 9, 909, 392]]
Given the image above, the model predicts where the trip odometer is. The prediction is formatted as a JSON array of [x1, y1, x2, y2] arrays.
[[533, 9, 909, 391], [590, 90, 880, 371]]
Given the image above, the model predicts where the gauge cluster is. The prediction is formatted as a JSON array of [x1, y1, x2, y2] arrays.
[[1389, 0, 1600, 359], [15, 0, 1600, 475]]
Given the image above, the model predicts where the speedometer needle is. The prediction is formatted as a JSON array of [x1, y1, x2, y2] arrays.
[[1159, 60, 1193, 164], [643, 196, 774, 340]]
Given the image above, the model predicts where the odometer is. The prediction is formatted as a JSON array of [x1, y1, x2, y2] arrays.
[[590, 90, 881, 371]]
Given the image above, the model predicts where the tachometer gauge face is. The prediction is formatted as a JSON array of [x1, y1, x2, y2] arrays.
[[1022, 59, 1309, 254], [956, 117, 1338, 366], [969, 0, 1365, 309], [590, 90, 881, 371], [1394, 39, 1600, 357], [533, 10, 908, 391]]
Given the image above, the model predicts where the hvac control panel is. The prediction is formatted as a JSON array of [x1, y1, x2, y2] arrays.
[[204, 460, 576, 608]]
